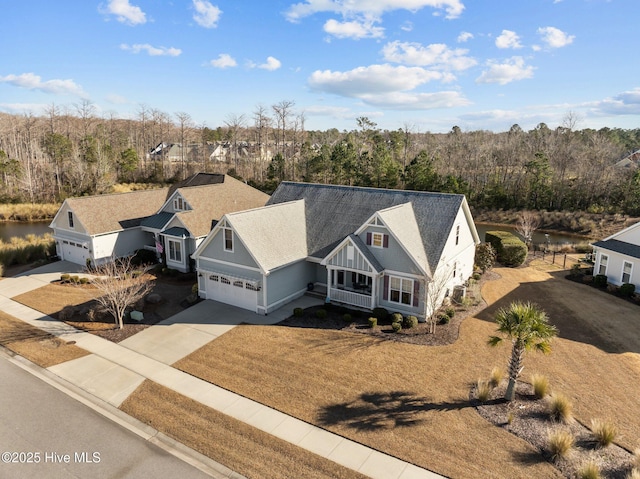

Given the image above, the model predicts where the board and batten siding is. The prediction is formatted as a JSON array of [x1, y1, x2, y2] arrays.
[[359, 226, 422, 275], [326, 242, 374, 272]]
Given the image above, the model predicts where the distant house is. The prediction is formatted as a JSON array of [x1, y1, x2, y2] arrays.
[[49, 174, 269, 272], [592, 222, 640, 289], [192, 182, 480, 317], [614, 149, 640, 169]]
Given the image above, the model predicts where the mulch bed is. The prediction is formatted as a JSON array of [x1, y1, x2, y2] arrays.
[[279, 272, 494, 346], [474, 382, 636, 479]]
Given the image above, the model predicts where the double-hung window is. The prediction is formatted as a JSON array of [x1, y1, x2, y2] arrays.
[[598, 255, 608, 276], [68, 212, 74, 228], [389, 276, 413, 306], [168, 239, 182, 262], [622, 261, 633, 283], [223, 227, 234, 252]]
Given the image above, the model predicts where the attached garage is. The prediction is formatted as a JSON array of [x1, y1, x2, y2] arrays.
[[205, 273, 260, 312], [60, 239, 88, 265]]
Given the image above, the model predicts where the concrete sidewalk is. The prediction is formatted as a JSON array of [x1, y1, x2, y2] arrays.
[[0, 263, 446, 479]]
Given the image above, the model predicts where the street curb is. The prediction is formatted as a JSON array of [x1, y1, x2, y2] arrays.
[[0, 347, 246, 479]]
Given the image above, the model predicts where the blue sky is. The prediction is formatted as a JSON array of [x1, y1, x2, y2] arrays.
[[1, 0, 638, 133]]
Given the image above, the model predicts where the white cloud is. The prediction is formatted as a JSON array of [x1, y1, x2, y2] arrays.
[[209, 53, 237, 69], [248, 56, 282, 71], [476, 56, 534, 85], [0, 73, 88, 97], [120, 44, 182, 56], [192, 0, 222, 28], [495, 30, 522, 49], [323, 19, 384, 39], [358, 91, 471, 110], [309, 64, 446, 96], [305, 105, 356, 119], [0, 103, 48, 115], [457, 31, 473, 43], [106, 93, 128, 104], [285, 0, 465, 23], [537, 26, 575, 48], [401, 21, 413, 32], [591, 88, 640, 115], [382, 41, 476, 71], [99, 0, 146, 25]]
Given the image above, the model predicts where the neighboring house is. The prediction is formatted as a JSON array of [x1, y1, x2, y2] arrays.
[[49, 174, 269, 272], [592, 221, 640, 289], [192, 182, 480, 317], [613, 149, 640, 170]]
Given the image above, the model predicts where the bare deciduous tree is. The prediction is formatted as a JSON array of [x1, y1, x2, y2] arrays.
[[421, 263, 455, 334], [515, 211, 541, 246], [89, 256, 154, 330]]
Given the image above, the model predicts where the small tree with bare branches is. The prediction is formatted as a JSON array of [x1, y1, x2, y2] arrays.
[[421, 264, 455, 333], [89, 256, 154, 330], [515, 211, 541, 247]]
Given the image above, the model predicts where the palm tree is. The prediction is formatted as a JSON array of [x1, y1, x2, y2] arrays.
[[488, 301, 558, 401]]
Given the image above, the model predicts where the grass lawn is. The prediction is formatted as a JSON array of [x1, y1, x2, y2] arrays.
[[120, 380, 369, 479], [174, 260, 640, 479], [0, 311, 89, 367]]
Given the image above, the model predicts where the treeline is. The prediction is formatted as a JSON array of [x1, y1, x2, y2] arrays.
[[1, 101, 639, 215]]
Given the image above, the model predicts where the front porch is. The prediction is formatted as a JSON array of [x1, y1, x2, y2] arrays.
[[326, 268, 377, 310]]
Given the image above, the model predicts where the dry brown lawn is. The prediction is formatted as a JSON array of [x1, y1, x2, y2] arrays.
[[0, 311, 89, 367], [175, 260, 640, 479], [120, 380, 368, 479], [13, 283, 99, 318]]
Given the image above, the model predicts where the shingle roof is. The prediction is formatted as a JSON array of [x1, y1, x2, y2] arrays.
[[173, 175, 270, 237], [64, 188, 169, 236], [348, 234, 384, 273], [167, 173, 225, 198], [267, 182, 464, 272], [592, 239, 640, 259], [225, 200, 308, 273]]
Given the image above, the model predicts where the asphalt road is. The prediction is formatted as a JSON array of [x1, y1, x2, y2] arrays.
[[0, 355, 213, 479]]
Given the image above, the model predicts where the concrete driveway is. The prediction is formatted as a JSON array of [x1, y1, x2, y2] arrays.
[[118, 295, 322, 365]]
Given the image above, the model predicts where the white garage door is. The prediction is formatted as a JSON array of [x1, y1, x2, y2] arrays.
[[61, 240, 88, 265], [206, 273, 259, 312]]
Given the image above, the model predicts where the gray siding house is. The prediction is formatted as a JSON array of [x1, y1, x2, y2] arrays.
[[192, 182, 480, 317]]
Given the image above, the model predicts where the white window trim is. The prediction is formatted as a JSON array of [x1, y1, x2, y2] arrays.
[[388, 275, 414, 306], [168, 239, 182, 262], [372, 232, 384, 249], [223, 227, 234, 252], [622, 261, 633, 284], [598, 254, 608, 276], [173, 197, 184, 211]]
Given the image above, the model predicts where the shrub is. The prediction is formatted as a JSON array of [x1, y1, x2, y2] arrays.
[[620, 283, 636, 298], [60, 273, 71, 283], [293, 307, 304, 317], [485, 231, 527, 267], [547, 429, 574, 461], [626, 469, 640, 479], [191, 283, 199, 295], [131, 248, 157, 266], [342, 313, 352, 322], [437, 313, 450, 325], [79, 277, 89, 285], [372, 307, 389, 321], [403, 315, 418, 329], [593, 274, 608, 287], [472, 272, 481, 281], [391, 312, 403, 324], [531, 374, 550, 399], [570, 263, 583, 277], [476, 379, 491, 402], [315, 309, 327, 319], [445, 307, 455, 318], [368, 317, 377, 328], [547, 393, 573, 423], [475, 242, 497, 272], [391, 321, 402, 333], [489, 367, 504, 388], [590, 418, 617, 448], [577, 460, 601, 479]]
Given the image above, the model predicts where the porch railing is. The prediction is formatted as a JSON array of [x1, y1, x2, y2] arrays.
[[330, 288, 372, 308]]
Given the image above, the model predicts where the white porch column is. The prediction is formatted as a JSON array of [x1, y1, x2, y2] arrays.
[[326, 267, 332, 302], [371, 273, 377, 309]]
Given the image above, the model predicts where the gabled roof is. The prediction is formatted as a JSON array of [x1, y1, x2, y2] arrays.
[[267, 182, 466, 272], [321, 234, 384, 274], [140, 211, 174, 230], [222, 200, 308, 274], [58, 188, 169, 236], [372, 202, 429, 276], [172, 175, 270, 238], [592, 239, 640, 259], [167, 173, 225, 198]]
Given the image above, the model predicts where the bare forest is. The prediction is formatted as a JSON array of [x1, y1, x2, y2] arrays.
[[1, 101, 639, 217]]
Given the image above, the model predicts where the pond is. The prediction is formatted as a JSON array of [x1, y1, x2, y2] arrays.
[[0, 221, 52, 242], [474, 223, 592, 247]]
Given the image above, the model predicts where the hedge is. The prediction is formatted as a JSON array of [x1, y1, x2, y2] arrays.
[[485, 231, 528, 267]]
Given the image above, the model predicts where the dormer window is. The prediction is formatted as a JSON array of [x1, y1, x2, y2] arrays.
[[173, 197, 184, 211], [68, 211, 74, 228]]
